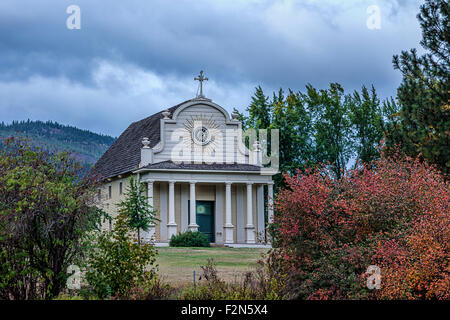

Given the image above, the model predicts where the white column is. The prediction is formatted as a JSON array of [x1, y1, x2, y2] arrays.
[[167, 180, 177, 239], [146, 180, 155, 242], [267, 182, 274, 223], [159, 183, 167, 241], [236, 185, 245, 243], [188, 182, 199, 231], [224, 182, 234, 243], [246, 182, 256, 244], [215, 184, 224, 244], [257, 184, 265, 242], [180, 184, 189, 232]]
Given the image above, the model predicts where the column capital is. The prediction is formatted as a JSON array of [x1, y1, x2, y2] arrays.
[[246, 181, 254, 185], [225, 181, 232, 186], [190, 181, 197, 185], [146, 179, 155, 184], [168, 180, 176, 185], [267, 181, 274, 185]]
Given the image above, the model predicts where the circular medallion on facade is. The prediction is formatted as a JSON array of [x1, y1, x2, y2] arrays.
[[192, 125, 211, 146], [183, 114, 221, 156]]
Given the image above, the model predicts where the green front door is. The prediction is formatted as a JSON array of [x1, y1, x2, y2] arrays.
[[189, 201, 215, 243]]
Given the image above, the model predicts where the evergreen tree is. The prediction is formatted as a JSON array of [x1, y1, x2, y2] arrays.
[[389, 0, 449, 174], [247, 86, 271, 129], [116, 177, 157, 245], [382, 97, 402, 134]]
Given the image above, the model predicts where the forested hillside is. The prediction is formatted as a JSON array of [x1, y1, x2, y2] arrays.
[[0, 120, 115, 171]]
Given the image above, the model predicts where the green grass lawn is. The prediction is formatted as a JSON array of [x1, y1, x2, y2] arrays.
[[155, 247, 268, 286]]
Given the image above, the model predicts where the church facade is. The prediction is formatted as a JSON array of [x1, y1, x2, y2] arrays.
[[93, 73, 275, 245]]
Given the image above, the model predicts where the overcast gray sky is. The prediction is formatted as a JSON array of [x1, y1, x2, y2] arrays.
[[0, 0, 423, 137]]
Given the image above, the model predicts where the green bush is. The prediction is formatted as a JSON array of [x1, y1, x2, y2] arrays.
[[169, 231, 210, 247], [85, 212, 158, 299]]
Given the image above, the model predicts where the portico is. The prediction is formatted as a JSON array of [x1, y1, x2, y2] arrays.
[[137, 170, 274, 244]]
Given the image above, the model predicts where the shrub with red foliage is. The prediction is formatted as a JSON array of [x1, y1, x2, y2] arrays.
[[273, 152, 449, 299]]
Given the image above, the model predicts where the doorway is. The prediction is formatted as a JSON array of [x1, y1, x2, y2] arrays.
[[188, 200, 215, 243]]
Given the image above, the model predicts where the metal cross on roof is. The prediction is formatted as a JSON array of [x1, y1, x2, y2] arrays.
[[194, 70, 208, 98]]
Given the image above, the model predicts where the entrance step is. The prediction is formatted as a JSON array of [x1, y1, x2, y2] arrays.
[[224, 243, 272, 249], [210, 243, 225, 247]]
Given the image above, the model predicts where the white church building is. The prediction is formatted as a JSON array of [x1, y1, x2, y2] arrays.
[[93, 72, 275, 246]]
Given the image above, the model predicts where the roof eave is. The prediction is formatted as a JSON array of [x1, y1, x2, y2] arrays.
[[132, 168, 270, 175]]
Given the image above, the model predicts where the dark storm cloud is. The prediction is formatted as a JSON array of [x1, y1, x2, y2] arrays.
[[0, 0, 423, 136]]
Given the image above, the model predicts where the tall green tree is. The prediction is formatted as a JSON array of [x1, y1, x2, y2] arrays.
[[243, 87, 314, 189], [116, 176, 157, 245], [388, 0, 449, 175], [349, 85, 384, 164], [304, 83, 353, 179], [245, 87, 273, 169], [246, 86, 271, 130], [270, 90, 313, 187], [240, 84, 390, 185]]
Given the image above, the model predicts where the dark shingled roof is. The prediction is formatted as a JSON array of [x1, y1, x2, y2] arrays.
[[92, 101, 187, 179], [138, 160, 261, 172]]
